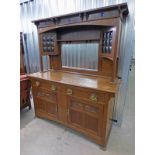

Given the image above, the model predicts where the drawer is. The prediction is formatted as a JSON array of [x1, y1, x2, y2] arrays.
[[70, 98, 100, 116], [36, 89, 57, 103], [31, 78, 58, 93], [65, 86, 106, 104]]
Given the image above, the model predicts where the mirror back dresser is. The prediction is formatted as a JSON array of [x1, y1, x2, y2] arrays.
[[28, 3, 129, 147]]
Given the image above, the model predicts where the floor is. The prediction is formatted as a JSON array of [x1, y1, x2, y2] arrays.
[[20, 66, 135, 155]]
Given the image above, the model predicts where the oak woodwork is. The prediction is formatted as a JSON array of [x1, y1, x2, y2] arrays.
[[29, 3, 128, 147], [29, 70, 118, 146]]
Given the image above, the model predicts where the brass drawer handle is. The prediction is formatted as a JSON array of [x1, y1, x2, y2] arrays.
[[90, 94, 97, 102], [35, 81, 40, 87], [51, 85, 57, 92], [67, 89, 72, 95]]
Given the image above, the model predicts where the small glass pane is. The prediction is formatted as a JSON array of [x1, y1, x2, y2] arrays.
[[61, 43, 99, 71]]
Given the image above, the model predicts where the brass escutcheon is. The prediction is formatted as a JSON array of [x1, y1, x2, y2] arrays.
[[35, 81, 40, 87], [67, 89, 72, 95], [51, 85, 57, 91], [90, 93, 97, 102]]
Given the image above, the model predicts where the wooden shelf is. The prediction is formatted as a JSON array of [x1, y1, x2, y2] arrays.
[[57, 38, 100, 42], [41, 51, 58, 56]]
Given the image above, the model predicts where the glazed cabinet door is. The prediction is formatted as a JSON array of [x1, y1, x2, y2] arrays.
[[67, 96, 103, 137]]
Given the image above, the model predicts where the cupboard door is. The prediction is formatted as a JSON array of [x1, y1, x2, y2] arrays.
[[67, 96, 103, 136], [35, 90, 58, 119]]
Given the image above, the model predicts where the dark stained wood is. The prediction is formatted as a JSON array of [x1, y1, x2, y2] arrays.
[[30, 3, 128, 148], [58, 26, 101, 40], [32, 3, 128, 28], [37, 18, 119, 34]]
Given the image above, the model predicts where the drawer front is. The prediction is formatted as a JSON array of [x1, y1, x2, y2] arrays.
[[70, 97, 100, 117], [36, 89, 57, 103], [65, 86, 105, 104], [31, 79, 58, 93]]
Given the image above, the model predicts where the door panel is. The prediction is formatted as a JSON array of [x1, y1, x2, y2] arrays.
[[46, 100, 58, 115], [37, 98, 46, 112], [67, 96, 103, 136], [70, 110, 85, 127], [85, 114, 98, 133], [36, 98, 58, 118], [35, 90, 58, 119]]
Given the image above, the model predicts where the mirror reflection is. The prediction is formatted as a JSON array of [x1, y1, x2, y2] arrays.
[[61, 43, 99, 71]]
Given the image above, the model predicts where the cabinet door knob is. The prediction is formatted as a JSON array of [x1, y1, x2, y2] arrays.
[[35, 81, 40, 87], [67, 89, 72, 95], [51, 85, 57, 91], [90, 94, 97, 102]]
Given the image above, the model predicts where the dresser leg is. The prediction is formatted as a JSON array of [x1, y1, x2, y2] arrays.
[[99, 145, 107, 151], [28, 103, 31, 110]]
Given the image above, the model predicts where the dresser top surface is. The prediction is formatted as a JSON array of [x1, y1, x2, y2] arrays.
[[28, 70, 120, 93]]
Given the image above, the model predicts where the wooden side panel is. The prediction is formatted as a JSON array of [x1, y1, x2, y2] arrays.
[[102, 58, 113, 77], [105, 97, 114, 141]]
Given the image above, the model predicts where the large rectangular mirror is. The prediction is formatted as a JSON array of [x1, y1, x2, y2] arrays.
[[61, 42, 99, 71]]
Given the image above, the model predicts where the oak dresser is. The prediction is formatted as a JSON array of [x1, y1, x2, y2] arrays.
[[28, 3, 129, 147]]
